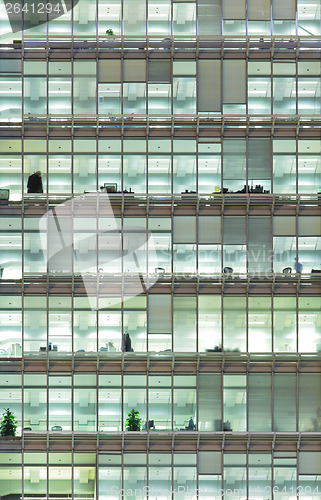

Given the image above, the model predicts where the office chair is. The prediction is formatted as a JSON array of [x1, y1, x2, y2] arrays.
[[223, 267, 233, 274], [282, 267, 292, 274]]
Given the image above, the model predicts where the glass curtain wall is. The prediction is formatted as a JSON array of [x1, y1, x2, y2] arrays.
[[0, 370, 316, 432], [0, 135, 320, 196]]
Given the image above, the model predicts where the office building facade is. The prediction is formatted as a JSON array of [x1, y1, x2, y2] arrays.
[[0, 0, 321, 498]]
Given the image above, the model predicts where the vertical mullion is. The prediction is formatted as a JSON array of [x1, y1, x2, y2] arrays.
[[271, 292, 275, 353], [271, 368, 274, 432], [246, 367, 249, 433], [246, 291, 249, 354]]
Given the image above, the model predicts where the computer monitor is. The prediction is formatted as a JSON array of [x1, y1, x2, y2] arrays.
[[104, 183, 117, 193], [0, 189, 9, 204]]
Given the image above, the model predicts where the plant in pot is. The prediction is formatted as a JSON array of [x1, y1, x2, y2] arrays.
[[126, 409, 142, 431], [106, 29, 114, 36], [0, 408, 17, 437]]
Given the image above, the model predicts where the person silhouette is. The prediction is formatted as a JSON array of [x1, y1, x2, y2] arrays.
[[27, 171, 43, 193], [294, 258, 303, 273]]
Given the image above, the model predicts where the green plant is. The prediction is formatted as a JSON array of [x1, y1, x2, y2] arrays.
[[0, 408, 17, 437], [106, 29, 114, 36], [126, 409, 141, 431]]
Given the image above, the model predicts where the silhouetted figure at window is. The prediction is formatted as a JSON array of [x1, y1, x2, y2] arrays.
[[27, 171, 43, 193], [186, 417, 196, 430], [294, 258, 303, 273], [124, 332, 134, 352]]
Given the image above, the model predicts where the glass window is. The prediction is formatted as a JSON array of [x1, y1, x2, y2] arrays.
[[173, 454, 197, 499], [73, 61, 96, 115], [173, 296, 196, 352], [273, 296, 297, 352], [0, 374, 22, 433], [198, 141, 221, 193], [0, 140, 22, 199], [173, 375, 196, 430], [24, 453, 46, 499], [74, 296, 97, 353], [123, 82, 146, 115], [298, 139, 321, 194], [298, 297, 321, 352], [298, 61, 321, 115], [123, 296, 147, 352], [124, 375, 147, 430], [223, 296, 246, 352], [98, 0, 121, 36], [274, 373, 297, 431], [273, 454, 297, 500], [223, 375, 247, 431], [273, 61, 296, 114], [298, 0, 321, 36], [99, 454, 122, 498], [273, 139, 296, 194], [248, 454, 272, 499], [0, 452, 22, 500], [148, 294, 172, 352], [224, 454, 247, 498], [74, 0, 97, 36], [173, 2, 196, 34], [74, 373, 97, 432], [248, 61, 271, 114], [123, 140, 146, 193], [23, 373, 47, 431], [198, 295, 221, 352], [49, 375, 72, 431], [74, 453, 96, 500], [123, 453, 147, 498], [124, 0, 146, 35], [99, 375, 122, 431], [0, 295, 21, 357], [148, 83, 171, 114], [98, 297, 122, 353], [299, 373, 321, 431], [273, 236, 296, 273], [48, 454, 72, 499], [248, 296, 272, 352], [48, 62, 71, 115], [149, 453, 172, 499], [223, 139, 246, 193], [148, 217, 171, 274], [199, 373, 222, 431], [23, 295, 46, 354], [48, 296, 72, 353], [148, 375, 171, 430], [148, 0, 171, 35], [249, 374, 272, 431]]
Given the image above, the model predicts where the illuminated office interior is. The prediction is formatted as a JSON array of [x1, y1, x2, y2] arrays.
[[0, 0, 321, 499]]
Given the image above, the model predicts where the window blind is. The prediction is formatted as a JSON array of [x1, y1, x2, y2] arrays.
[[248, 0, 271, 20], [198, 59, 221, 112], [223, 0, 246, 19], [272, 0, 296, 20], [223, 59, 246, 104], [124, 59, 146, 82], [248, 138, 272, 180], [98, 60, 121, 83]]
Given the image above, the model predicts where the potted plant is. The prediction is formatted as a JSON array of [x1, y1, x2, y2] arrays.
[[106, 29, 114, 36], [126, 409, 142, 431], [0, 408, 17, 437]]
